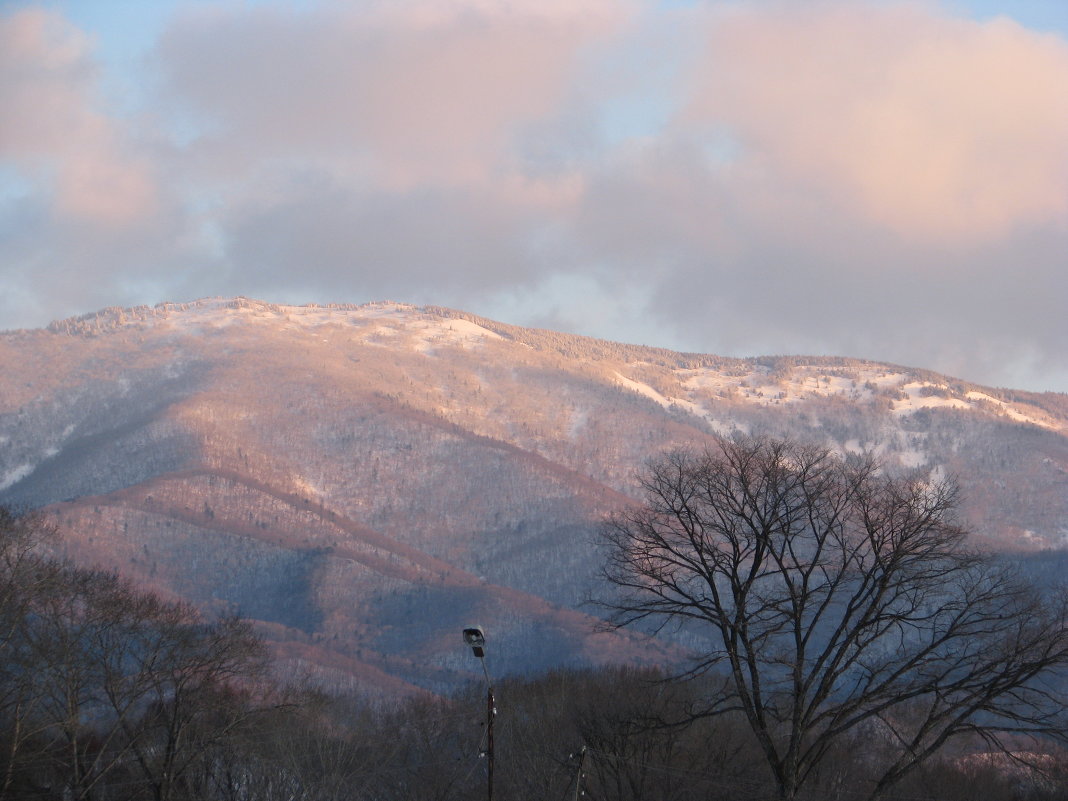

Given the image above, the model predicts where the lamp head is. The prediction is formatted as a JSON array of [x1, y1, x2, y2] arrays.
[[462, 626, 486, 658]]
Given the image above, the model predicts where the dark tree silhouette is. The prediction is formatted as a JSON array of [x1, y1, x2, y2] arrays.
[[600, 435, 1068, 801], [0, 507, 275, 801]]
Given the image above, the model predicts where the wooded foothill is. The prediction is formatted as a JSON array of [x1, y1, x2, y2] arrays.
[[4, 428, 1068, 801]]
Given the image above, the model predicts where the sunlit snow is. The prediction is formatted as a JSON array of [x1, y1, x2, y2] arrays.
[[58, 298, 1061, 437], [146, 298, 503, 353]]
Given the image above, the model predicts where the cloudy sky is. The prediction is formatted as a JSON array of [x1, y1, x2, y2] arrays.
[[2, 0, 1066, 392]]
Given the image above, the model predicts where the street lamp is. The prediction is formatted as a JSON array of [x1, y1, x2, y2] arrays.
[[463, 625, 495, 801]]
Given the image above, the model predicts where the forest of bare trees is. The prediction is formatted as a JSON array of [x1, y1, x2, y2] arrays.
[[4, 430, 1068, 801]]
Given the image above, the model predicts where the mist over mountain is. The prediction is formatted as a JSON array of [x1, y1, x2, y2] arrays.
[[1, 297, 1066, 695]]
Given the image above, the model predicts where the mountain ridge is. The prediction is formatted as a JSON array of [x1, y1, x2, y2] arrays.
[[2, 297, 1066, 694], [29, 295, 1066, 428]]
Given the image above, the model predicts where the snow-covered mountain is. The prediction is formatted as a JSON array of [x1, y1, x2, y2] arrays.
[[2, 297, 1066, 693]]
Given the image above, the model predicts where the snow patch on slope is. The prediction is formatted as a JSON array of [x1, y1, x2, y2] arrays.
[[0, 464, 35, 491], [674, 363, 1059, 433], [891, 383, 972, 415], [897, 448, 929, 468], [613, 371, 740, 435], [965, 391, 1046, 426], [678, 365, 909, 406], [408, 318, 504, 353], [613, 372, 674, 408], [149, 299, 503, 352]]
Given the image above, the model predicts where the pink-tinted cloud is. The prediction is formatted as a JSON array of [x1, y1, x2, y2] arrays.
[[159, 0, 628, 190], [684, 3, 1068, 242], [0, 8, 159, 226]]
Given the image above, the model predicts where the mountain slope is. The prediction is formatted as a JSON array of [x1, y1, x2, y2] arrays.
[[1, 298, 1066, 693]]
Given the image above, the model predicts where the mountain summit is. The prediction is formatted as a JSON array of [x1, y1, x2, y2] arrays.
[[1, 298, 1066, 693]]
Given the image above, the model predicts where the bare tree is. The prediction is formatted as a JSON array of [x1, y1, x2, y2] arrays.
[[0, 509, 64, 801], [25, 570, 154, 800], [121, 612, 270, 801], [600, 435, 1068, 801]]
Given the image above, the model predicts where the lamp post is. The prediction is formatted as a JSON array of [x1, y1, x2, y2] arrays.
[[463, 626, 495, 801]]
